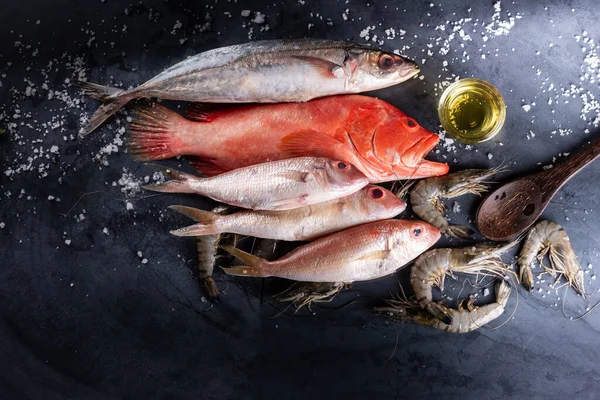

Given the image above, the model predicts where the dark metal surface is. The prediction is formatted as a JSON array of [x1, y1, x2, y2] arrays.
[[1, 1, 600, 399]]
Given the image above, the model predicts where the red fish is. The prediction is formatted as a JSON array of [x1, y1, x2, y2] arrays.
[[128, 95, 448, 183]]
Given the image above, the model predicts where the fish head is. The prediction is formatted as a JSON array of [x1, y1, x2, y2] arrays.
[[391, 220, 441, 260], [358, 185, 407, 218], [370, 110, 449, 180], [349, 48, 419, 90], [320, 159, 369, 192]]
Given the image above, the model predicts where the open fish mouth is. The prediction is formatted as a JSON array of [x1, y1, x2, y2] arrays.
[[402, 63, 420, 80], [397, 135, 449, 179]]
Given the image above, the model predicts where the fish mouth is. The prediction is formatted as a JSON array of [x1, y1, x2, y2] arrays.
[[397, 135, 449, 179], [404, 63, 420, 79], [398, 61, 420, 80], [391, 201, 407, 216]]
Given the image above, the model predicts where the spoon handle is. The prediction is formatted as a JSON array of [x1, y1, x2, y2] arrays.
[[539, 137, 600, 199]]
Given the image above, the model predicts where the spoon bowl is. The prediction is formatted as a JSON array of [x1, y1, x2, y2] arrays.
[[476, 179, 543, 241], [476, 135, 600, 241]]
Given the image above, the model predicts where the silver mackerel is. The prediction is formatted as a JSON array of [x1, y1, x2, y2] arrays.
[[77, 39, 419, 135]]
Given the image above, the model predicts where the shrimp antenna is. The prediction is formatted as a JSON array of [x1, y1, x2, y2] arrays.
[[392, 155, 428, 200], [561, 285, 600, 321], [489, 273, 520, 331]]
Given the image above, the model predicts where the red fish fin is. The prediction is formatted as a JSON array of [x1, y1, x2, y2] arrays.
[[278, 131, 344, 159], [187, 157, 230, 177], [128, 104, 184, 160], [290, 56, 341, 78], [220, 245, 268, 277], [185, 103, 247, 122]]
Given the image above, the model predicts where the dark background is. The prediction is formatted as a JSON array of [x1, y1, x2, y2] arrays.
[[1, 1, 600, 399]]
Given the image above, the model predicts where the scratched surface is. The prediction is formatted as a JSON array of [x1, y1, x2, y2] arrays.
[[1, 1, 600, 399]]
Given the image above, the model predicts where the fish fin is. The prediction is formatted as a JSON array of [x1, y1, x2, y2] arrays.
[[185, 103, 246, 122], [168, 205, 220, 237], [169, 205, 218, 223], [426, 302, 453, 324], [278, 131, 344, 159], [128, 104, 185, 161], [221, 265, 266, 277], [220, 245, 263, 267], [446, 225, 474, 239], [75, 80, 130, 137], [290, 56, 341, 78], [220, 245, 268, 277], [187, 157, 230, 177], [75, 80, 124, 100], [356, 250, 391, 261], [201, 277, 220, 298], [142, 164, 200, 194], [278, 171, 310, 183]]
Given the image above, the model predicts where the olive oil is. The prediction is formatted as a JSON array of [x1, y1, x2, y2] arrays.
[[438, 78, 506, 144]]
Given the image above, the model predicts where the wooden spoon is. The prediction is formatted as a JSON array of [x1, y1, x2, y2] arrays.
[[476, 137, 600, 241]]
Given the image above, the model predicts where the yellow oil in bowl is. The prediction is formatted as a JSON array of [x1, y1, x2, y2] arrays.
[[438, 78, 506, 144]]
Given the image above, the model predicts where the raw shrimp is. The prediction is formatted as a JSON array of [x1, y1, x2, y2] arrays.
[[518, 220, 585, 296], [274, 282, 347, 312], [375, 280, 511, 333], [196, 234, 221, 298], [410, 168, 502, 238], [410, 241, 518, 323]]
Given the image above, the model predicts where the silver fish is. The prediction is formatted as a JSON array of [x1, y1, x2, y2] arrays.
[[168, 185, 406, 241], [77, 39, 419, 135], [144, 157, 369, 211]]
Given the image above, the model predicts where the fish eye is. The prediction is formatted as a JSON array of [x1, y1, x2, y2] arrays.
[[405, 118, 417, 128], [337, 162, 347, 169], [378, 54, 396, 70], [370, 187, 384, 199], [411, 224, 424, 238]]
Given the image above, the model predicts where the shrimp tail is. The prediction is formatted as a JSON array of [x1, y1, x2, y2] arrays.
[[518, 264, 535, 292], [220, 245, 268, 277], [75, 80, 132, 137], [446, 225, 474, 239], [202, 277, 220, 298], [142, 165, 201, 194], [128, 104, 186, 161], [169, 205, 221, 236], [426, 302, 453, 324]]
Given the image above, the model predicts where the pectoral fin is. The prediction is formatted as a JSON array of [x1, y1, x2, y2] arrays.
[[355, 250, 391, 261], [291, 56, 342, 78], [278, 171, 310, 183], [278, 131, 344, 159]]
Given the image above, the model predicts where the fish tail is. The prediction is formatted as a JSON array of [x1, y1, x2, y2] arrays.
[[128, 103, 186, 161], [220, 245, 268, 277], [168, 205, 221, 236], [75, 80, 131, 137], [142, 165, 201, 194], [446, 225, 474, 239]]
